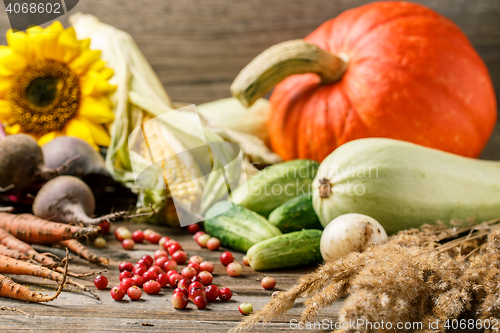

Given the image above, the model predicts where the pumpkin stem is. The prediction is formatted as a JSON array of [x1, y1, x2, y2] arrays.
[[231, 40, 348, 107]]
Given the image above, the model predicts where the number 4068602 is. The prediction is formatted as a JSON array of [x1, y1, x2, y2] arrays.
[[6, 2, 61, 14]]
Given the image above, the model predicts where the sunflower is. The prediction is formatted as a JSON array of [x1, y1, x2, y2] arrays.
[[0, 21, 116, 148]]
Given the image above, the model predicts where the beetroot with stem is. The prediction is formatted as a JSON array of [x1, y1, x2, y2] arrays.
[[41, 136, 110, 178], [32, 176, 135, 226]]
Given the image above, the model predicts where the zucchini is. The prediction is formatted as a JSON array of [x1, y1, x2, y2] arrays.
[[231, 159, 319, 217], [204, 201, 282, 252], [246, 229, 323, 270], [268, 195, 323, 233], [313, 138, 500, 234]]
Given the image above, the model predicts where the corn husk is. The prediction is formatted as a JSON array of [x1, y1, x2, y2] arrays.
[[69, 13, 280, 225]]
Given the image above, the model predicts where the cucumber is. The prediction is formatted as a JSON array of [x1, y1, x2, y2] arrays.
[[204, 201, 282, 252], [268, 195, 323, 233], [231, 159, 319, 217], [246, 229, 323, 270]]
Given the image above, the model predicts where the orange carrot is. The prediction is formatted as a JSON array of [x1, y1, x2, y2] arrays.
[[0, 254, 99, 300], [0, 244, 30, 260], [60, 240, 109, 266], [0, 229, 56, 267], [0, 213, 100, 244]]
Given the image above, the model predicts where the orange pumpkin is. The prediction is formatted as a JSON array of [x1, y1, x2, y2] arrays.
[[231, 1, 497, 161]]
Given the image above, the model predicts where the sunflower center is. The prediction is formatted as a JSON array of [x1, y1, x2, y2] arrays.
[[9, 60, 81, 135]]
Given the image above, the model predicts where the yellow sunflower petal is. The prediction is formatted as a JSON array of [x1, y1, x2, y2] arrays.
[[26, 26, 44, 37], [0, 99, 13, 123], [79, 38, 91, 51], [37, 131, 59, 146], [69, 49, 102, 76], [80, 70, 116, 97], [63, 118, 97, 148], [77, 116, 111, 147], [6, 123, 21, 135], [0, 46, 27, 76], [6, 30, 30, 58], [57, 27, 82, 63], [0, 77, 11, 99], [78, 97, 115, 124]]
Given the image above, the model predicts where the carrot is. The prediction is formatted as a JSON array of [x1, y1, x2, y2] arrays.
[[60, 240, 109, 266], [0, 229, 56, 267], [0, 306, 32, 317], [0, 249, 68, 302], [0, 244, 30, 260], [0, 213, 100, 244], [0, 254, 99, 300]]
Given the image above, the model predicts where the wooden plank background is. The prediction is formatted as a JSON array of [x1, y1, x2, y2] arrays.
[[0, 0, 499, 157]]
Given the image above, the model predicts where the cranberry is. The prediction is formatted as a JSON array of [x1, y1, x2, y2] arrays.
[[169, 273, 182, 288], [159, 236, 170, 249], [171, 251, 187, 264], [167, 270, 179, 278], [220, 252, 234, 266], [196, 234, 210, 247], [137, 259, 151, 268], [242, 256, 250, 266], [206, 237, 221, 251], [142, 270, 158, 282], [199, 261, 214, 273], [157, 273, 169, 287], [127, 285, 142, 300], [148, 265, 163, 275], [188, 288, 206, 302], [172, 292, 189, 309], [141, 255, 154, 266], [188, 256, 204, 265], [181, 267, 197, 279], [98, 220, 110, 235], [155, 256, 169, 269], [191, 275, 203, 284], [164, 239, 179, 249], [147, 232, 161, 244], [205, 285, 219, 301], [227, 262, 242, 277], [163, 260, 178, 271], [168, 243, 183, 255], [143, 280, 161, 295], [132, 230, 145, 243], [120, 277, 135, 291], [187, 223, 200, 234], [198, 271, 213, 285], [188, 281, 203, 292], [219, 287, 232, 302], [261, 276, 276, 290], [154, 249, 168, 260], [132, 275, 144, 288], [122, 238, 135, 250], [93, 236, 106, 248], [119, 270, 133, 281], [93, 275, 108, 290], [239, 303, 253, 315], [187, 262, 200, 273], [115, 227, 131, 241], [194, 295, 207, 309], [143, 229, 155, 238], [110, 286, 126, 301], [178, 278, 191, 290], [174, 287, 189, 296], [119, 261, 133, 272], [133, 264, 147, 277], [193, 231, 206, 241]]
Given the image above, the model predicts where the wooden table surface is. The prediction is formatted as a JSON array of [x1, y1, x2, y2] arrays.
[[0, 223, 340, 333]]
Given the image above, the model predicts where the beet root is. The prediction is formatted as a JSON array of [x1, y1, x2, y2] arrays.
[[41, 136, 110, 178]]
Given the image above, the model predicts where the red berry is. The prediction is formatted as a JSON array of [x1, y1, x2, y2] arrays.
[[172, 292, 189, 309], [93, 275, 108, 290], [198, 271, 213, 285], [194, 295, 207, 309], [199, 261, 214, 273], [154, 249, 168, 260], [167, 270, 179, 278], [187, 262, 200, 273], [110, 286, 126, 301], [178, 278, 191, 290], [119, 261, 133, 272], [132, 275, 144, 288], [114, 226, 131, 241], [171, 251, 187, 264], [137, 258, 151, 268], [133, 264, 147, 277], [174, 287, 189, 296], [164, 239, 179, 249], [163, 260, 178, 271], [155, 256, 169, 269], [187, 223, 200, 234], [148, 265, 163, 275], [188, 256, 204, 265], [143, 280, 161, 295], [261, 276, 276, 290], [219, 287, 232, 301], [120, 277, 135, 291], [168, 243, 183, 255], [132, 230, 145, 243], [142, 270, 158, 282], [242, 256, 250, 266], [169, 273, 182, 288], [141, 255, 154, 265], [181, 267, 197, 279], [205, 285, 219, 301], [143, 229, 155, 238], [227, 262, 242, 277], [188, 288, 206, 302], [220, 252, 234, 266], [191, 275, 203, 284], [119, 270, 133, 281], [98, 220, 110, 235], [206, 237, 221, 251], [127, 285, 142, 300], [188, 281, 203, 292], [147, 232, 161, 244], [239, 303, 254, 315], [157, 273, 169, 287], [193, 231, 206, 241], [159, 236, 170, 249], [196, 234, 210, 247], [122, 238, 135, 250]]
